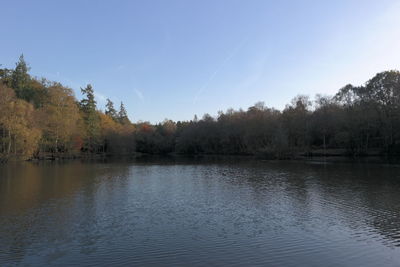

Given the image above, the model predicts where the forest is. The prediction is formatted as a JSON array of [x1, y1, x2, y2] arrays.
[[1, 55, 400, 161]]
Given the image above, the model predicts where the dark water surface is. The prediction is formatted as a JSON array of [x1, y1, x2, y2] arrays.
[[1, 158, 400, 266]]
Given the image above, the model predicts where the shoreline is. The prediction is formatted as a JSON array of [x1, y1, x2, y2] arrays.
[[1, 150, 397, 165]]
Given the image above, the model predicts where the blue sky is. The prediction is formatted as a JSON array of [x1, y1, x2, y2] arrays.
[[1, 0, 400, 123]]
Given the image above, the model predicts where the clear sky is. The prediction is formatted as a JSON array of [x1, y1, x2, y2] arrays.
[[1, 0, 400, 123]]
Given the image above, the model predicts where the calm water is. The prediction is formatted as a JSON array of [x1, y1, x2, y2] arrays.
[[0, 158, 400, 266]]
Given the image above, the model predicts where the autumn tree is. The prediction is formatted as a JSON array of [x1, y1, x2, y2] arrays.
[[3, 54, 400, 159], [0, 66, 12, 87], [38, 83, 80, 154], [0, 84, 41, 159]]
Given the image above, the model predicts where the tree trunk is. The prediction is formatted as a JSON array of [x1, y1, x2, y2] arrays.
[[14, 135, 16, 156], [7, 130, 11, 155]]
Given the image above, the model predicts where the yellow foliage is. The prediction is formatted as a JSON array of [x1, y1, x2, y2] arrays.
[[0, 84, 42, 159], [38, 84, 80, 151]]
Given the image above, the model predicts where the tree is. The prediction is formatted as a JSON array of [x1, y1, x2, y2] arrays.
[[0, 84, 16, 156], [80, 84, 100, 151], [0, 66, 12, 87], [282, 95, 311, 150], [311, 95, 343, 154], [4, 54, 400, 159], [38, 83, 80, 154], [118, 102, 130, 124], [105, 98, 118, 120], [334, 84, 359, 106], [0, 84, 41, 159], [9, 55, 48, 107], [11, 54, 30, 96], [362, 71, 400, 150]]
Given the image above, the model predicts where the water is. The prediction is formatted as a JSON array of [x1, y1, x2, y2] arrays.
[[1, 158, 400, 266]]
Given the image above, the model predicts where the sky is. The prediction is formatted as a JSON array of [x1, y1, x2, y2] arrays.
[[1, 0, 400, 123]]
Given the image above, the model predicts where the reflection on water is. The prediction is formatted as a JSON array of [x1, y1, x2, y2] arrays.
[[0, 159, 400, 266]]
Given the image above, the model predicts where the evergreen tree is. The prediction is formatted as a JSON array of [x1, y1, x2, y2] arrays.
[[118, 102, 130, 124], [105, 98, 118, 120], [80, 84, 96, 113], [11, 54, 32, 101], [80, 84, 100, 151]]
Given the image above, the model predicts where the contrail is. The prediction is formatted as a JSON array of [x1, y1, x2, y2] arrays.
[[134, 88, 144, 102], [193, 36, 249, 104]]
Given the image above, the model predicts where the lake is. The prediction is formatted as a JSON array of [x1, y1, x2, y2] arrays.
[[0, 158, 400, 266]]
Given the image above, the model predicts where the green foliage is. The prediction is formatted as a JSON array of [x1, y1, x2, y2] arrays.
[[1, 55, 400, 160], [11, 55, 30, 93], [80, 84, 100, 151], [105, 98, 118, 120], [0, 56, 136, 160], [80, 84, 97, 113], [7, 55, 49, 108], [118, 102, 130, 124]]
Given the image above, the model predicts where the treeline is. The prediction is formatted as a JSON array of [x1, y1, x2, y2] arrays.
[[134, 72, 400, 158], [1, 55, 400, 161], [0, 55, 135, 160]]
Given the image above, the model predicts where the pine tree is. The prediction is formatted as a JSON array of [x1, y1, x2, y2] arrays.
[[105, 98, 118, 120], [80, 84, 100, 151], [118, 102, 130, 124], [11, 54, 32, 101]]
